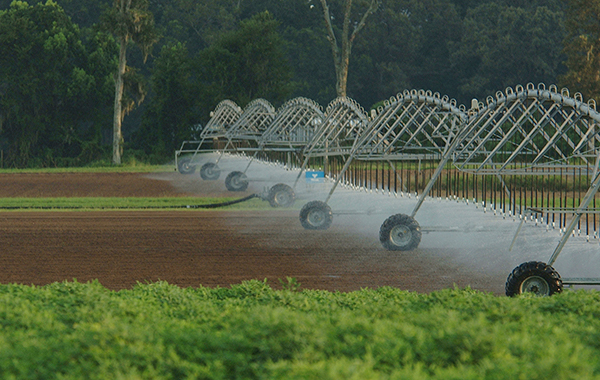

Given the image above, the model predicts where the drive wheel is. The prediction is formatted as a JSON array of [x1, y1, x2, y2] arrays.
[[505, 261, 562, 297], [379, 214, 421, 251], [177, 158, 196, 174], [299, 201, 332, 230], [268, 184, 295, 208], [200, 163, 220, 180], [225, 171, 249, 192]]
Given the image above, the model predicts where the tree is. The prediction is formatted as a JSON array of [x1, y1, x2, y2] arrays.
[[349, 0, 461, 106], [157, 0, 240, 52], [237, 0, 336, 104], [450, 3, 565, 104], [0, 0, 112, 27], [135, 42, 201, 157], [199, 11, 293, 107], [317, 0, 380, 97], [560, 0, 600, 101], [102, 0, 158, 164], [0, 1, 115, 167]]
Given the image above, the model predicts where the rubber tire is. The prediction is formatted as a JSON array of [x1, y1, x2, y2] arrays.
[[505, 261, 563, 297], [379, 214, 422, 251], [200, 163, 220, 180], [177, 158, 196, 175], [299, 201, 333, 230], [225, 171, 249, 192], [268, 184, 295, 208]]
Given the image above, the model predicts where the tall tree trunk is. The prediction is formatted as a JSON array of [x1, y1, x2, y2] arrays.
[[112, 36, 127, 165], [336, 55, 350, 97], [320, 0, 379, 98]]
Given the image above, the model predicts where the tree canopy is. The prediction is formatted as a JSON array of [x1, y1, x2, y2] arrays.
[[560, 0, 600, 101], [0, 0, 116, 167], [0, 0, 587, 167]]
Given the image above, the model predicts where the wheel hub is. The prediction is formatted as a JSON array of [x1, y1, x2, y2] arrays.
[[274, 191, 291, 205], [390, 225, 412, 247], [232, 174, 246, 188], [308, 209, 325, 226], [520, 276, 550, 296]]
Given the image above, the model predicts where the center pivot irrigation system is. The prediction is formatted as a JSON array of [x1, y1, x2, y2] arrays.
[[223, 97, 326, 207], [293, 96, 371, 229], [175, 83, 600, 297], [175, 98, 300, 207], [296, 90, 467, 232]]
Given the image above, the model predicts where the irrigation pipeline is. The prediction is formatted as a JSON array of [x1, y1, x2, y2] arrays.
[[0, 194, 260, 210]]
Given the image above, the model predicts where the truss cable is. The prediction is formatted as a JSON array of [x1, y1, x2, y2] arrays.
[[578, 166, 583, 234], [519, 162, 523, 217], [445, 165, 450, 199], [594, 193, 597, 238], [548, 170, 552, 223], [375, 161, 379, 191], [585, 165, 590, 237], [393, 162, 397, 193], [564, 168, 568, 228], [465, 171, 468, 200], [552, 170, 556, 227]]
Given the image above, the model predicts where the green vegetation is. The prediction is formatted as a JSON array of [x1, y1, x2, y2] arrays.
[[0, 280, 599, 379], [0, 0, 580, 168], [0, 196, 274, 211], [0, 164, 172, 174]]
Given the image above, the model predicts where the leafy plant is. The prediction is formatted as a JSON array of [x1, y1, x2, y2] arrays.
[[0, 281, 599, 379], [278, 277, 301, 292]]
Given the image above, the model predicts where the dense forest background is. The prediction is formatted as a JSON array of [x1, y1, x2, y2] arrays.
[[0, 0, 593, 167]]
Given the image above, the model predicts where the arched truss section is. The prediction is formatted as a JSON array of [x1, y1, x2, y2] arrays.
[[450, 83, 600, 174], [303, 96, 369, 158], [226, 98, 276, 141], [175, 99, 242, 168], [354, 89, 467, 160], [319, 90, 465, 203], [260, 97, 325, 148], [201, 100, 243, 139]]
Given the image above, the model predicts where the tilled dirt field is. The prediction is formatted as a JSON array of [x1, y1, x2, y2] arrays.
[[0, 171, 505, 294]]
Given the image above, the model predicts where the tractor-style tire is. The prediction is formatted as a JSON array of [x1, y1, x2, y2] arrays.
[[379, 214, 421, 251], [225, 171, 249, 192], [299, 201, 333, 230], [268, 184, 295, 208], [505, 261, 563, 297], [200, 163, 221, 180], [177, 158, 196, 175]]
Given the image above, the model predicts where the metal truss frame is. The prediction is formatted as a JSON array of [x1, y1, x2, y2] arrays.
[[320, 89, 467, 203], [293, 96, 370, 188], [238, 97, 325, 174], [174, 99, 242, 169], [410, 83, 600, 286], [174, 99, 276, 173]]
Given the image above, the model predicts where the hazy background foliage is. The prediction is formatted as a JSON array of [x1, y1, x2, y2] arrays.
[[0, 0, 591, 167]]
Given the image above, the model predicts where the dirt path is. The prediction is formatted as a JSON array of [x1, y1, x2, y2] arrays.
[[0, 171, 504, 294]]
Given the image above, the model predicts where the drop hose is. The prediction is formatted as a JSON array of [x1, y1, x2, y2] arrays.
[[176, 193, 259, 209]]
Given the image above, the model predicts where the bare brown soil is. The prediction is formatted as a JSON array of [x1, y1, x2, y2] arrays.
[[0, 171, 504, 294]]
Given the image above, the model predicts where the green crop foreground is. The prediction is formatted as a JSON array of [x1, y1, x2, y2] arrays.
[[1, 280, 600, 379]]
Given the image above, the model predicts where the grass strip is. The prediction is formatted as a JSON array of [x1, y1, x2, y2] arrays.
[[0, 196, 274, 211], [0, 165, 173, 174]]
